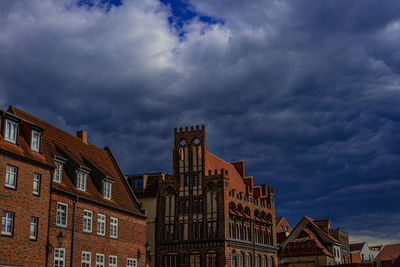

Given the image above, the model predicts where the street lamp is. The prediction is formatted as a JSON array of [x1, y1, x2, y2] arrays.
[[57, 232, 64, 247], [145, 242, 151, 264]]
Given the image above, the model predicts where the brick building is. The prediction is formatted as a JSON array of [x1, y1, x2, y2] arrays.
[[1, 106, 147, 267], [275, 217, 292, 246], [280, 216, 342, 267], [128, 125, 278, 267]]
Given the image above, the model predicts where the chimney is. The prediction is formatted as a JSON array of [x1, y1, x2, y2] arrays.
[[76, 130, 88, 144]]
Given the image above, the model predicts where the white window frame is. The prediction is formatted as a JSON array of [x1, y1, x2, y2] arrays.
[[127, 258, 137, 267], [97, 214, 106, 236], [53, 161, 63, 183], [96, 253, 105, 267], [76, 171, 87, 191], [83, 210, 93, 233], [110, 217, 118, 239], [56, 202, 68, 227], [30, 216, 38, 240], [102, 181, 112, 200], [82, 251, 91, 267], [4, 119, 18, 144], [31, 129, 41, 153], [5, 164, 18, 189], [54, 248, 66, 267], [109, 255, 117, 267], [1, 211, 14, 236], [33, 173, 41, 195]]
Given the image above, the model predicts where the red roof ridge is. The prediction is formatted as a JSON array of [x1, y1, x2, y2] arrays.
[[304, 216, 340, 243], [10, 106, 105, 153]]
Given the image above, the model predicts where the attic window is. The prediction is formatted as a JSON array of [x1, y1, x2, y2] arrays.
[[31, 130, 41, 153], [53, 158, 66, 183], [5, 119, 18, 144], [76, 171, 87, 191], [103, 181, 112, 200]]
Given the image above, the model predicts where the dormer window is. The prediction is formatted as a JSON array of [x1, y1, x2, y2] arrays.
[[31, 130, 41, 153], [5, 119, 18, 144], [53, 158, 66, 183], [103, 181, 112, 200], [102, 177, 114, 200], [76, 171, 87, 191]]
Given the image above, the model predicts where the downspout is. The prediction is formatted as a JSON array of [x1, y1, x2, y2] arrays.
[[70, 195, 79, 267], [45, 170, 54, 267]]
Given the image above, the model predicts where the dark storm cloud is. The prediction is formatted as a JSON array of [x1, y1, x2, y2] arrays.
[[1, 0, 399, 244]]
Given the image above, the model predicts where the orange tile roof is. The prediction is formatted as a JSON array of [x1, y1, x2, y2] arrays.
[[8, 106, 144, 217], [205, 151, 247, 193], [375, 244, 400, 261]]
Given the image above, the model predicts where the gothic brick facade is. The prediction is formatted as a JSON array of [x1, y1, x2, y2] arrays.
[[129, 125, 278, 267]]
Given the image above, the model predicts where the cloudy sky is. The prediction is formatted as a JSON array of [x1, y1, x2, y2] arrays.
[[1, 0, 400, 245]]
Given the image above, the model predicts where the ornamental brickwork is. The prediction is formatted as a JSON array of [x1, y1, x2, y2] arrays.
[[130, 125, 278, 267]]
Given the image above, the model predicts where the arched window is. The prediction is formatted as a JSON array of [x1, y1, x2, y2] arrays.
[[256, 255, 261, 267], [262, 256, 267, 267], [164, 253, 178, 267], [246, 253, 251, 267], [231, 250, 237, 267], [206, 251, 217, 267], [269, 256, 274, 267], [190, 252, 201, 267], [238, 252, 244, 267]]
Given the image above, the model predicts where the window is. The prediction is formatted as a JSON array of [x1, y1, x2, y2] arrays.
[[127, 258, 137, 267], [206, 253, 216, 267], [54, 248, 66, 267], [246, 253, 251, 267], [190, 254, 201, 267], [285, 226, 288, 231], [76, 171, 87, 191], [165, 255, 178, 267], [33, 173, 41, 195], [185, 199, 189, 214], [96, 253, 104, 267], [56, 202, 68, 227], [5, 165, 17, 189], [185, 175, 189, 187], [82, 251, 91, 267], [256, 255, 260, 267], [31, 130, 41, 152], [109, 256, 117, 267], [133, 177, 143, 190], [1, 211, 14, 236], [30, 217, 38, 240], [97, 214, 106, 236], [5, 119, 18, 144], [53, 161, 63, 183], [280, 225, 283, 230], [103, 181, 112, 200], [207, 221, 217, 238], [238, 252, 244, 267], [194, 174, 198, 186], [110, 217, 118, 238], [83, 210, 93, 233]]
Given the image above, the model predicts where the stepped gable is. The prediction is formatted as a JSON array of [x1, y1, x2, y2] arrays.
[[10, 106, 143, 216], [205, 151, 247, 193]]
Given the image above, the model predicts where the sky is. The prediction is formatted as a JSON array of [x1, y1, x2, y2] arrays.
[[1, 0, 400, 246]]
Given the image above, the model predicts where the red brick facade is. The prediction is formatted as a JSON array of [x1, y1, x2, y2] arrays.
[[0, 106, 147, 267], [129, 125, 278, 267]]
